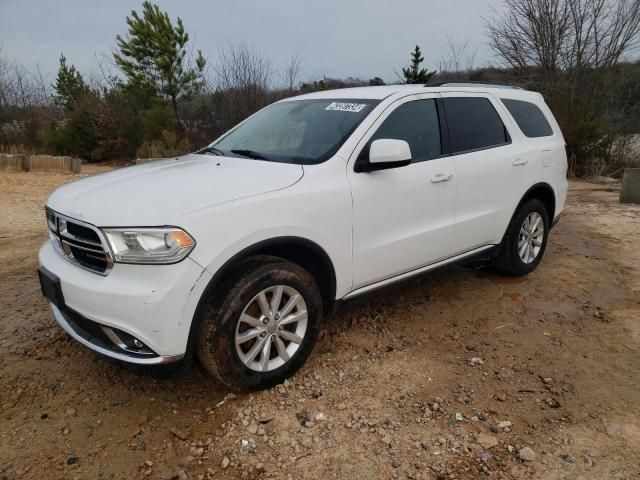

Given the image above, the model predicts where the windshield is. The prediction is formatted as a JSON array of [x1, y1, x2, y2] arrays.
[[209, 99, 379, 164]]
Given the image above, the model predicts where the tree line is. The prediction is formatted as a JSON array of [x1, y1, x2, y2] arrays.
[[0, 0, 638, 177]]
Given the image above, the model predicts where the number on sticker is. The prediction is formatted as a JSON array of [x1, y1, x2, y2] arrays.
[[325, 102, 367, 112]]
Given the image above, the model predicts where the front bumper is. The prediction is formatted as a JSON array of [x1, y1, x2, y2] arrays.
[[51, 303, 183, 365], [39, 241, 213, 363]]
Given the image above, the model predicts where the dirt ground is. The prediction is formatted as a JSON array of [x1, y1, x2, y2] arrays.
[[1, 167, 639, 480]]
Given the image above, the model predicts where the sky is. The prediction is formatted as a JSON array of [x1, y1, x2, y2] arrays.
[[0, 0, 505, 85]]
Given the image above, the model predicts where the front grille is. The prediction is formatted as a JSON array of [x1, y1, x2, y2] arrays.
[[66, 221, 101, 242], [46, 208, 113, 275]]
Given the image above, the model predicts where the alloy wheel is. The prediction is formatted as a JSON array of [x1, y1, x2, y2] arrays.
[[234, 285, 308, 372], [518, 212, 544, 264]]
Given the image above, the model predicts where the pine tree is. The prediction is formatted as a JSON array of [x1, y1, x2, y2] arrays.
[[52, 54, 86, 110], [114, 1, 206, 126], [402, 46, 436, 84]]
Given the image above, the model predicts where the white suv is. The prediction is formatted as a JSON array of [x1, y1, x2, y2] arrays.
[[38, 83, 568, 390]]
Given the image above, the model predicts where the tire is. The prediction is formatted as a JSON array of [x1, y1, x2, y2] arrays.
[[196, 255, 323, 391], [494, 198, 550, 276]]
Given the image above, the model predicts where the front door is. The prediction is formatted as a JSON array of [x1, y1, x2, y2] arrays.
[[348, 94, 456, 289]]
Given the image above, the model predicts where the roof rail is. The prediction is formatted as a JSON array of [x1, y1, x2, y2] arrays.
[[426, 81, 525, 90]]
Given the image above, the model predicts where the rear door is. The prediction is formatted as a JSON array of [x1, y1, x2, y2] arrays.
[[441, 93, 524, 252], [348, 94, 457, 289]]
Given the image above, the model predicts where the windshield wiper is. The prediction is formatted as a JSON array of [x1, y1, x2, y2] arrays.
[[230, 149, 271, 160], [199, 146, 225, 156]]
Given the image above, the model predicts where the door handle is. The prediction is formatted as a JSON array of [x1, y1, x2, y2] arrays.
[[431, 173, 453, 183], [512, 158, 528, 166]]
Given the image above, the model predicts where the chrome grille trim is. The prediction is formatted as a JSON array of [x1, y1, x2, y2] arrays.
[[59, 229, 103, 248], [45, 207, 114, 275], [60, 239, 105, 254]]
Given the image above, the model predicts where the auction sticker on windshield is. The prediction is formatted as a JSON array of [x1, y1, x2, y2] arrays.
[[325, 102, 368, 112]]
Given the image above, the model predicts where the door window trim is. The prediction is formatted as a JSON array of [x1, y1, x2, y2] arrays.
[[349, 93, 448, 172]]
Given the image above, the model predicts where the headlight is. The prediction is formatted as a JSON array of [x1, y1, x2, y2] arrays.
[[102, 228, 195, 264]]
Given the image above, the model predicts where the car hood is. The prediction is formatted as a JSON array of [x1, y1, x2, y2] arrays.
[[47, 154, 304, 226]]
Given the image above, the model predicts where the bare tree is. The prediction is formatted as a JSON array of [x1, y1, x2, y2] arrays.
[[7, 63, 49, 108], [91, 52, 123, 91], [438, 35, 478, 73], [215, 43, 272, 92], [281, 52, 303, 93], [9, 64, 28, 108], [486, 0, 640, 71], [214, 43, 273, 127], [0, 46, 10, 109], [31, 65, 50, 105], [565, 0, 640, 69], [486, 0, 570, 71]]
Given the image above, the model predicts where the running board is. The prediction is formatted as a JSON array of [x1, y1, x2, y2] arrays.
[[342, 245, 495, 300]]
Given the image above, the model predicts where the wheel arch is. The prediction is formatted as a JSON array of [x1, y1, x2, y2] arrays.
[[515, 182, 556, 223], [211, 236, 337, 310], [498, 182, 556, 246], [184, 236, 337, 363]]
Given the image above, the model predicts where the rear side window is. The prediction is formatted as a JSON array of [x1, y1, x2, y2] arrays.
[[501, 98, 553, 137], [443, 97, 510, 154], [369, 99, 442, 162]]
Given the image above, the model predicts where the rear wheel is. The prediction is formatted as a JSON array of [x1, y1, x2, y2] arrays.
[[494, 198, 549, 276], [196, 256, 323, 391]]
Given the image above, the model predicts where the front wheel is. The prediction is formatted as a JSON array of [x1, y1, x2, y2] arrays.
[[196, 256, 323, 391], [494, 198, 549, 276]]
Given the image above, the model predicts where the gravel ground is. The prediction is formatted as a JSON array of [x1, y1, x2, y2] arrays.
[[1, 168, 639, 480]]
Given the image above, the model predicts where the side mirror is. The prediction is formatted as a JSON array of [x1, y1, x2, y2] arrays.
[[356, 139, 412, 173]]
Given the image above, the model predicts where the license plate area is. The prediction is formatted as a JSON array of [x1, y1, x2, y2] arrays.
[[38, 266, 65, 308]]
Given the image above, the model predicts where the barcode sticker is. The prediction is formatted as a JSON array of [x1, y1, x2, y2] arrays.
[[325, 102, 367, 112]]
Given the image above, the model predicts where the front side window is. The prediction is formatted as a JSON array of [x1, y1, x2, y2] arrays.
[[211, 99, 378, 164], [443, 97, 510, 154], [367, 99, 442, 162], [501, 98, 553, 138]]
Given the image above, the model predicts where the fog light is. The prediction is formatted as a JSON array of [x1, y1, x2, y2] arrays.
[[101, 326, 154, 356]]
